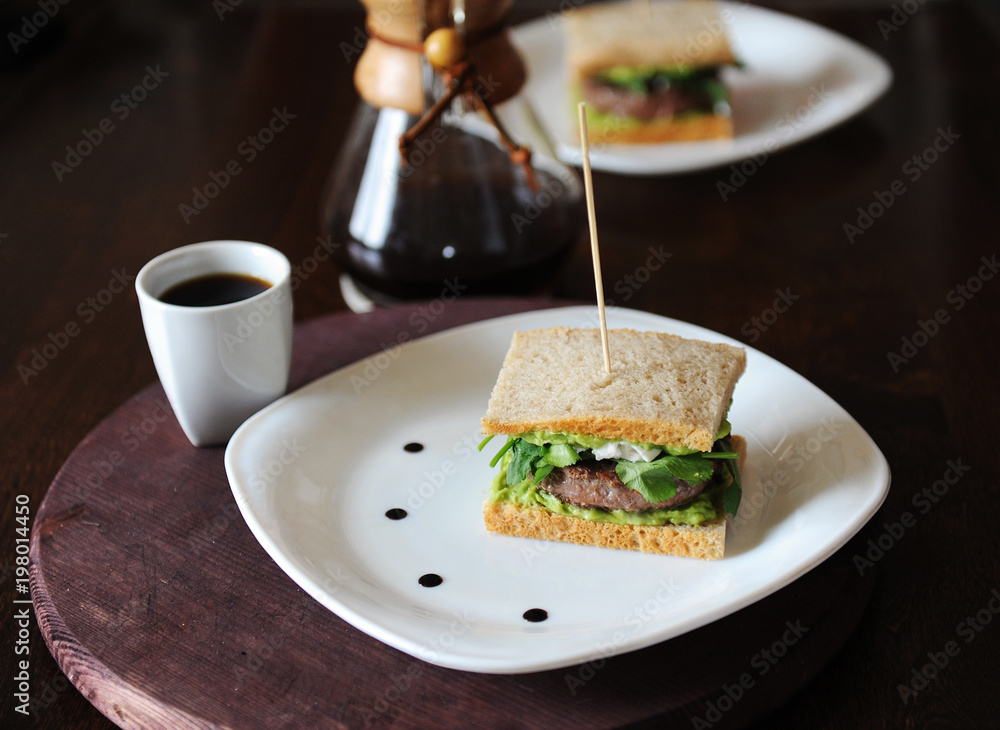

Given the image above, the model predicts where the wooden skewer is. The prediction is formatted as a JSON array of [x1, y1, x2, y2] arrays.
[[577, 101, 612, 375]]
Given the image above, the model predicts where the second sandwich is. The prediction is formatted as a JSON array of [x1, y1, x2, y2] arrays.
[[565, 0, 739, 144]]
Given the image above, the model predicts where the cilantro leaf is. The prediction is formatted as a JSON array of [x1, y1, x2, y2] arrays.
[[719, 438, 743, 516], [616, 453, 717, 504], [507, 440, 544, 485], [723, 469, 742, 516], [533, 462, 556, 484], [488, 437, 516, 468], [702, 451, 738, 460], [615, 461, 679, 503], [658, 453, 717, 484], [500, 439, 581, 485], [545, 443, 580, 468]]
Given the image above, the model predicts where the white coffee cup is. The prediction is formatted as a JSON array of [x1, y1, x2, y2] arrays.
[[136, 240, 293, 447]]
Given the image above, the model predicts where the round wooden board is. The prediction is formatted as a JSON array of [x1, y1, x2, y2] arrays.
[[30, 298, 875, 729]]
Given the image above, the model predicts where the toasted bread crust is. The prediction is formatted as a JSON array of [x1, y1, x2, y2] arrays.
[[484, 501, 727, 559], [481, 328, 746, 452], [584, 111, 734, 144], [565, 0, 737, 80]]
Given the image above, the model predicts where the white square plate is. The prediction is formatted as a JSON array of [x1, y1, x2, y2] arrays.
[[225, 306, 890, 673]]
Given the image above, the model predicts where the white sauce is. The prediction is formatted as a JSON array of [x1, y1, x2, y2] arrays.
[[592, 441, 662, 463]]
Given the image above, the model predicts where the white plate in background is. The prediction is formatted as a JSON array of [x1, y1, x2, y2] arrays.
[[508, 2, 893, 175]]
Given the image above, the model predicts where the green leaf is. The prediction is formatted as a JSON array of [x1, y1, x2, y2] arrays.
[[702, 451, 738, 460], [615, 461, 679, 504], [532, 462, 556, 485], [659, 453, 717, 484], [616, 453, 718, 504], [544, 443, 580, 468], [508, 440, 544, 485], [488, 437, 516, 468], [698, 77, 730, 109], [500, 439, 580, 485], [720, 438, 743, 516]]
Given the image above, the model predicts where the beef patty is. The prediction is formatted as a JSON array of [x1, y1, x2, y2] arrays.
[[581, 77, 717, 120], [536, 459, 713, 512]]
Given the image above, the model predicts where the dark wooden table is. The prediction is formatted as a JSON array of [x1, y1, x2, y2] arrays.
[[3, 0, 999, 727]]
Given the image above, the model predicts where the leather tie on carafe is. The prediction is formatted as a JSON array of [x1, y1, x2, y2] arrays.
[[355, 0, 536, 186]]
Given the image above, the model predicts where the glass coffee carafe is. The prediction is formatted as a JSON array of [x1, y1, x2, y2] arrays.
[[321, 0, 583, 309]]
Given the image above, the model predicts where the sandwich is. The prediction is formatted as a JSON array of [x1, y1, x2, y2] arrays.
[[565, 0, 738, 144], [479, 327, 746, 560]]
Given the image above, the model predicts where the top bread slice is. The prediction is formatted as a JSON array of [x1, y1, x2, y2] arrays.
[[565, 0, 737, 81], [481, 327, 746, 453]]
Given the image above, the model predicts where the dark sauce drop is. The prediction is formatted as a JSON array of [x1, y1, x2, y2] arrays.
[[523, 608, 548, 623], [418, 573, 443, 587], [385, 508, 407, 520], [159, 273, 271, 307], [404, 442, 424, 453]]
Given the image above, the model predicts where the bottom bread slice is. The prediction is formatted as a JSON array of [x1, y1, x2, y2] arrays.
[[483, 501, 727, 560], [584, 112, 733, 145]]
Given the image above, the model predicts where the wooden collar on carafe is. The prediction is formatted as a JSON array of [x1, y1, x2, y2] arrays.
[[368, 19, 538, 190]]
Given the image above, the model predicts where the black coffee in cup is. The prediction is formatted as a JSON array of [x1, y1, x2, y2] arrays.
[[159, 273, 271, 307]]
